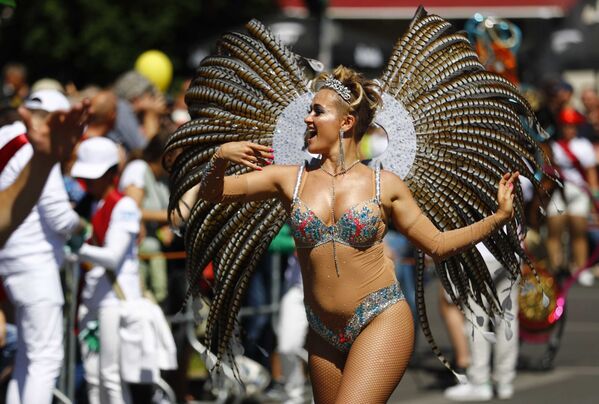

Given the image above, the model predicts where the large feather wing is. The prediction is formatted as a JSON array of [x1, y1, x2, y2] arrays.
[[377, 6, 552, 376], [165, 20, 310, 368]]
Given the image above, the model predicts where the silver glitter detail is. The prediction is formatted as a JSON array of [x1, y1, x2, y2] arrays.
[[320, 159, 360, 277], [338, 130, 345, 171], [292, 164, 305, 202], [320, 77, 352, 103], [273, 91, 416, 181], [305, 283, 405, 353], [273, 92, 314, 166], [368, 93, 416, 180], [375, 164, 381, 203]]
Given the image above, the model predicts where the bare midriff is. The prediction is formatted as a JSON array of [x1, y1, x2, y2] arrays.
[[296, 224, 397, 332]]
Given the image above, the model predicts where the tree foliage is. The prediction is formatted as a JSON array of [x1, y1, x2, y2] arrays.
[[0, 0, 276, 88]]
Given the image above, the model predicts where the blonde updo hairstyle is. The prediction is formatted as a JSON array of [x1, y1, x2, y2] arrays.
[[314, 65, 383, 141]]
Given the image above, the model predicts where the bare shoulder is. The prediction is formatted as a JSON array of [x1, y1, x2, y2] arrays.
[[263, 164, 301, 191], [380, 169, 411, 201], [380, 169, 402, 185], [267, 164, 301, 179]]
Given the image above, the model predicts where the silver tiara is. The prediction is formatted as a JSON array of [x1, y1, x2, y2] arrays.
[[321, 77, 352, 103]]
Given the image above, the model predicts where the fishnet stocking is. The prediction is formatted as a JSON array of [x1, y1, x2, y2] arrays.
[[308, 300, 414, 404], [307, 330, 346, 404]]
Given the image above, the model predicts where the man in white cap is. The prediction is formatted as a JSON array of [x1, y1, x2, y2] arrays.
[[0, 89, 86, 404], [72, 137, 141, 404]]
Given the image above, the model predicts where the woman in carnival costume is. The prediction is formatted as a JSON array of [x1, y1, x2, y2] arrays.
[[166, 7, 553, 403]]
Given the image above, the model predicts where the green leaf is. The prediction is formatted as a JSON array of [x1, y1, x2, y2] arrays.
[[0, 0, 16, 7]]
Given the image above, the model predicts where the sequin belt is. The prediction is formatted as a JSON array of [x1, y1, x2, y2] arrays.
[[305, 282, 405, 353]]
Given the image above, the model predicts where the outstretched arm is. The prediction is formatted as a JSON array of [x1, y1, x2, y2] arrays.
[[0, 154, 54, 247], [172, 141, 281, 225], [198, 141, 276, 203], [388, 172, 518, 262]]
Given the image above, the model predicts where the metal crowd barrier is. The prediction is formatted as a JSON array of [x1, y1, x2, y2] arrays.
[[55, 253, 79, 404], [56, 253, 181, 404], [54, 251, 285, 404]]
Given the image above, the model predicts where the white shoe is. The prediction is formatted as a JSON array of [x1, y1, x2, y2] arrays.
[[578, 269, 595, 287], [444, 383, 493, 401], [496, 384, 514, 400]]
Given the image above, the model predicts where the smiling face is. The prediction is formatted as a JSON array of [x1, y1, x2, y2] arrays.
[[304, 89, 351, 155]]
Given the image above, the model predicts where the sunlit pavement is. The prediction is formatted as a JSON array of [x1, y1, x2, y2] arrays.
[[188, 280, 598, 404], [390, 281, 599, 404]]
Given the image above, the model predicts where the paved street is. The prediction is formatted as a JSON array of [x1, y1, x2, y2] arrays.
[[389, 281, 599, 404], [194, 277, 598, 404]]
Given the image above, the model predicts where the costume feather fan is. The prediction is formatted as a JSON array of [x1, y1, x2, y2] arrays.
[[166, 7, 553, 376]]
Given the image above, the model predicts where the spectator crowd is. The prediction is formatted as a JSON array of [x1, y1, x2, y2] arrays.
[[1, 63, 191, 404], [1, 55, 599, 404]]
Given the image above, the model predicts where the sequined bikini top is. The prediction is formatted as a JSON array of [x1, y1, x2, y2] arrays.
[[289, 163, 385, 249]]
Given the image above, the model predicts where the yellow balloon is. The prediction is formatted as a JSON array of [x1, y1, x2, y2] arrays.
[[134, 50, 173, 92]]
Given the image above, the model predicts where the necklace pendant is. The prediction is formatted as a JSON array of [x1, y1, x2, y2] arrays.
[[320, 159, 361, 177]]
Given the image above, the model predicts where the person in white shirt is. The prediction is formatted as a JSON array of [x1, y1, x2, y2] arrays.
[[546, 108, 599, 285], [445, 179, 532, 401], [72, 137, 142, 404], [0, 90, 85, 404], [0, 98, 89, 247], [118, 134, 170, 305], [444, 244, 520, 401]]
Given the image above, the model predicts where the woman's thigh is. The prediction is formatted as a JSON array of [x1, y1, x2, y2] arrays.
[[547, 214, 568, 237], [335, 300, 414, 404], [307, 329, 346, 404]]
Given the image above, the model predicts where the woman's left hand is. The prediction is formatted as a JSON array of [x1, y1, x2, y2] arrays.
[[19, 99, 90, 163], [496, 171, 519, 222]]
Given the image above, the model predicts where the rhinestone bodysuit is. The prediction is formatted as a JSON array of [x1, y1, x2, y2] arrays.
[[289, 163, 405, 352], [305, 283, 404, 352], [289, 164, 383, 249]]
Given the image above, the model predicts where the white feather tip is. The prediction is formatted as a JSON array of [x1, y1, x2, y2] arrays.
[[482, 331, 497, 344], [453, 371, 468, 384], [542, 292, 550, 308]]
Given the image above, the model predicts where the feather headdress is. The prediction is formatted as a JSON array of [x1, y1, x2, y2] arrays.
[[166, 7, 554, 380]]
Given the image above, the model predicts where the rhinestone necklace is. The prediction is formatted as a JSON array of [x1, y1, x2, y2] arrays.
[[320, 159, 361, 277]]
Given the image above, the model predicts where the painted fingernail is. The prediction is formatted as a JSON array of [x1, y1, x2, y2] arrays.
[[269, 148, 274, 152]]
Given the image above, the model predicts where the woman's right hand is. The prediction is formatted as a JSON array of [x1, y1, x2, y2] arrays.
[[217, 141, 274, 171], [496, 171, 519, 222]]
